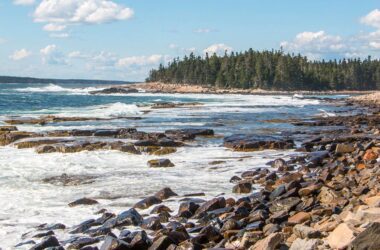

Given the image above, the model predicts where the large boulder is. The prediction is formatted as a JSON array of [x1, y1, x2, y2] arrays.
[[224, 134, 294, 152]]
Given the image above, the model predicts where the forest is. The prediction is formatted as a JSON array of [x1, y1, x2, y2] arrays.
[[147, 49, 380, 90]]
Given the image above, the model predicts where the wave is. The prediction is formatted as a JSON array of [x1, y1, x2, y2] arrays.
[[15, 83, 105, 94]]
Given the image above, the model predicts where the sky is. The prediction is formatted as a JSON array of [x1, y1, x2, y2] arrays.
[[1, 0, 380, 81]]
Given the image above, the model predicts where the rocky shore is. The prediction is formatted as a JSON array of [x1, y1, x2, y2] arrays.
[[3, 94, 380, 250]]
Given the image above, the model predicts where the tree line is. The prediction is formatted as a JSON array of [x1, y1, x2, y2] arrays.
[[146, 49, 380, 90]]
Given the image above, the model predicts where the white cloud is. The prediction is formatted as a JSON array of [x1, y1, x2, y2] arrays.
[[50, 33, 69, 38], [117, 55, 166, 67], [370, 41, 380, 49], [203, 43, 233, 55], [280, 31, 349, 58], [40, 44, 67, 65], [361, 9, 380, 29], [43, 23, 67, 32], [9, 49, 32, 60], [169, 43, 178, 49], [13, 0, 35, 5], [34, 0, 134, 25]]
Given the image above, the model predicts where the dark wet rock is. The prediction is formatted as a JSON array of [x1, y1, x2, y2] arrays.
[[306, 151, 330, 166], [151, 102, 202, 109], [42, 174, 96, 186], [33, 231, 55, 238], [36, 145, 58, 154], [151, 147, 177, 156], [246, 220, 265, 231], [148, 159, 175, 168], [67, 237, 100, 250], [195, 197, 226, 217], [14, 240, 36, 248], [129, 230, 152, 249], [0, 125, 17, 132], [141, 217, 163, 231], [30, 236, 60, 250], [230, 175, 242, 183], [178, 201, 200, 218], [37, 223, 66, 231], [0, 131, 38, 146], [70, 219, 97, 234], [154, 187, 178, 200], [135, 139, 183, 148], [220, 219, 240, 232], [271, 158, 287, 169], [15, 138, 74, 149], [269, 185, 286, 200], [134, 196, 162, 209], [99, 236, 130, 250], [148, 236, 175, 250], [232, 182, 252, 194], [68, 197, 99, 207], [150, 205, 172, 214], [94, 212, 115, 225], [199, 225, 222, 242], [269, 211, 288, 224], [209, 160, 226, 165], [183, 193, 206, 197], [224, 134, 294, 151], [85, 226, 112, 237], [165, 128, 214, 139], [90, 87, 139, 95], [102, 209, 143, 230]]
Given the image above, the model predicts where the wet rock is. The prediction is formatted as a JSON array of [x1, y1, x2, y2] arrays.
[[232, 182, 252, 194], [99, 236, 130, 250], [151, 147, 177, 156], [250, 232, 282, 250], [148, 159, 175, 168], [194, 197, 226, 217], [67, 237, 100, 250], [16, 139, 73, 149], [68, 197, 99, 207], [33, 231, 54, 238], [0, 131, 38, 146], [349, 222, 380, 250], [230, 176, 242, 183], [165, 128, 214, 139], [129, 230, 152, 249], [134, 196, 162, 209], [269, 185, 286, 200], [0, 125, 17, 132], [154, 187, 178, 200], [14, 240, 36, 248], [103, 208, 143, 228], [141, 217, 163, 231], [178, 202, 200, 218], [224, 134, 294, 152], [30, 236, 60, 250], [327, 223, 356, 249], [150, 205, 172, 214], [42, 174, 96, 186], [70, 219, 97, 234], [199, 225, 222, 242], [271, 158, 287, 169], [90, 87, 139, 95], [151, 102, 202, 109], [36, 145, 58, 154], [148, 236, 175, 250]]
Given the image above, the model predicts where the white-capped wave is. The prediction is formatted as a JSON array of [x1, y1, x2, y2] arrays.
[[15, 83, 105, 94]]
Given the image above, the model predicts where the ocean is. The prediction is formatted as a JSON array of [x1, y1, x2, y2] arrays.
[[0, 83, 350, 248]]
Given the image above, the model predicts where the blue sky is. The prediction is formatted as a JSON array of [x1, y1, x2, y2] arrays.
[[1, 0, 380, 81]]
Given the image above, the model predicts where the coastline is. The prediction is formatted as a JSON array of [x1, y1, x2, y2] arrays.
[[125, 82, 378, 96], [1, 90, 379, 249]]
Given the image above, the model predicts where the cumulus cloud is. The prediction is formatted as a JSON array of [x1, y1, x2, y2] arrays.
[[40, 44, 67, 65], [34, 0, 134, 25], [13, 0, 35, 5], [9, 49, 32, 60], [117, 55, 166, 68], [361, 9, 380, 29], [203, 43, 233, 55]]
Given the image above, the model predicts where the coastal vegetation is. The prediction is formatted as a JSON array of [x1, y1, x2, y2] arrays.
[[147, 49, 380, 91]]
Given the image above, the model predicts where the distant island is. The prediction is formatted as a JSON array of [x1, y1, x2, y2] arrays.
[[147, 49, 380, 91], [0, 76, 131, 85]]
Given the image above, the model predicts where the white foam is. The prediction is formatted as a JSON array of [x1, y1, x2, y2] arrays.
[[15, 83, 105, 95]]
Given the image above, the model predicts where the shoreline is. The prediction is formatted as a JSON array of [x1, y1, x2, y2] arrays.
[[2, 93, 380, 249], [125, 82, 378, 96]]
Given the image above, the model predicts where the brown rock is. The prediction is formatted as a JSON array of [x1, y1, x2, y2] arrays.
[[363, 149, 378, 161], [232, 182, 252, 194], [288, 212, 311, 225], [327, 223, 356, 249], [68, 197, 99, 207], [148, 159, 175, 168], [249, 233, 282, 250]]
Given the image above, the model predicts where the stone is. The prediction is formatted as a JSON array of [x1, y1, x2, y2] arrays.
[[363, 149, 378, 161], [349, 222, 380, 250], [364, 196, 380, 207], [103, 208, 143, 228], [289, 238, 319, 250], [293, 225, 322, 239], [249, 233, 282, 250], [148, 236, 175, 250], [335, 143, 355, 154], [327, 223, 356, 249], [269, 197, 300, 213], [178, 202, 199, 218], [99, 236, 130, 250], [90, 87, 139, 95], [148, 159, 175, 168], [134, 196, 162, 209], [68, 197, 99, 207], [317, 187, 339, 204], [141, 217, 163, 231], [129, 231, 152, 249], [232, 182, 252, 194], [67, 237, 100, 250], [30, 236, 60, 250], [151, 147, 177, 155], [224, 134, 294, 152], [194, 197, 226, 216], [154, 187, 178, 200], [288, 212, 311, 225], [150, 205, 172, 214], [272, 158, 287, 169]]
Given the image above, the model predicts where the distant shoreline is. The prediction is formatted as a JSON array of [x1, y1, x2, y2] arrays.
[[126, 82, 378, 96], [0, 75, 133, 85]]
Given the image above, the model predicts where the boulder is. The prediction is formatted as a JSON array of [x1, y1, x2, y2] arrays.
[[134, 196, 162, 209], [148, 159, 175, 168], [68, 197, 99, 207], [103, 208, 143, 228], [232, 182, 252, 194], [148, 236, 175, 250], [349, 222, 380, 250], [289, 238, 320, 250], [327, 223, 356, 249], [30, 236, 60, 250], [67, 237, 100, 250], [100, 236, 130, 250], [224, 134, 294, 152], [194, 197, 226, 217], [154, 187, 178, 200]]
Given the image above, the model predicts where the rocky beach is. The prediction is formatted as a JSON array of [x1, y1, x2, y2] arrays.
[[0, 83, 378, 250]]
